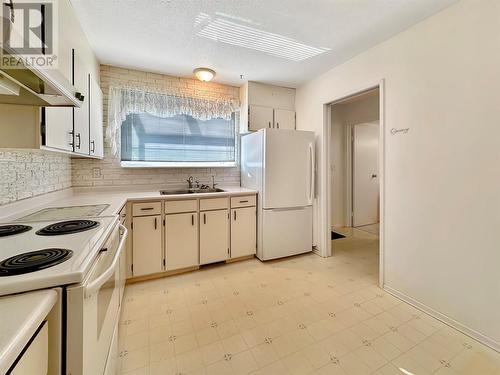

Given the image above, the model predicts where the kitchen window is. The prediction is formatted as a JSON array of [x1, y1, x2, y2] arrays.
[[120, 112, 237, 168], [108, 86, 238, 168]]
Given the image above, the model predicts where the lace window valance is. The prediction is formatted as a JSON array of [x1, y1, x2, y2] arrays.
[[106, 86, 239, 156]]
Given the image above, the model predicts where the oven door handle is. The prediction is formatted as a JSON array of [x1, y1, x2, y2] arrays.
[[85, 224, 128, 298]]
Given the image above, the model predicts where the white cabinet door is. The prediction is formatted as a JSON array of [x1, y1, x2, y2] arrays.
[[230, 207, 256, 258], [200, 210, 229, 264], [89, 76, 104, 158], [274, 108, 295, 130], [44, 107, 74, 151], [166, 213, 199, 270], [132, 215, 162, 277], [44, 46, 73, 152], [249, 105, 274, 131], [73, 52, 90, 155]]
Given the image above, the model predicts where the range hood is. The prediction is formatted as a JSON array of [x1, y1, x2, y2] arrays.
[[0, 1, 82, 107], [0, 57, 82, 107]]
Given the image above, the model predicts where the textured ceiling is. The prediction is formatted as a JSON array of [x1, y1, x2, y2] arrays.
[[71, 0, 459, 87]]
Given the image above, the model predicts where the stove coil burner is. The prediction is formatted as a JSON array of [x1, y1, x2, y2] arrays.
[[36, 220, 100, 236], [0, 224, 32, 237], [0, 249, 73, 276]]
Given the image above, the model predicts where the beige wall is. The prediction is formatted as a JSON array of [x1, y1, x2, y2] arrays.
[[72, 65, 241, 188], [296, 0, 500, 349], [330, 93, 379, 227]]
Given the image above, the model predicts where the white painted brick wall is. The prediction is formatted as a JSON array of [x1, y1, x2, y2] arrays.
[[72, 65, 242, 188], [0, 149, 72, 205]]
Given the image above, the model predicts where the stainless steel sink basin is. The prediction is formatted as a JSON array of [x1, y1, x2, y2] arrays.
[[160, 189, 193, 195], [160, 188, 225, 195]]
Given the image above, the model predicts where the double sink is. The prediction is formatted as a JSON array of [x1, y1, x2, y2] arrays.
[[160, 188, 225, 195]]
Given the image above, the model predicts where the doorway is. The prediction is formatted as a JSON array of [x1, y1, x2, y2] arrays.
[[327, 86, 382, 284]]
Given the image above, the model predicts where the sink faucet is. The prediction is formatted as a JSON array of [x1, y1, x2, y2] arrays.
[[211, 175, 217, 189], [187, 176, 200, 189]]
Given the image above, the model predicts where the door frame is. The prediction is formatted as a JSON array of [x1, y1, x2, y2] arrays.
[[322, 79, 386, 287], [347, 122, 380, 228]]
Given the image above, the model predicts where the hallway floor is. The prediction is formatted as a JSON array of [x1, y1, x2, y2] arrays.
[[117, 229, 500, 374]]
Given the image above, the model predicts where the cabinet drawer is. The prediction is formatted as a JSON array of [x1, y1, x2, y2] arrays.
[[231, 195, 256, 208], [165, 199, 198, 214], [132, 202, 161, 216], [200, 197, 229, 211]]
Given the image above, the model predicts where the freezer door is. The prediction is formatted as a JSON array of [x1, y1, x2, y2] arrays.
[[263, 129, 315, 209], [260, 206, 312, 260]]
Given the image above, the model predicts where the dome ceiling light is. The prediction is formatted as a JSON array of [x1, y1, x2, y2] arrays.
[[193, 67, 216, 82]]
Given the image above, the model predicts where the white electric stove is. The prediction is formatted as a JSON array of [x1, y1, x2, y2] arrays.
[[0, 216, 118, 296]]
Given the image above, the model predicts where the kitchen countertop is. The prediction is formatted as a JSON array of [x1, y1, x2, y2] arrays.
[[2, 185, 257, 221], [0, 289, 58, 374]]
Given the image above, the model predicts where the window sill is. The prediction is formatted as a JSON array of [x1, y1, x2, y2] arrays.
[[120, 161, 237, 168]]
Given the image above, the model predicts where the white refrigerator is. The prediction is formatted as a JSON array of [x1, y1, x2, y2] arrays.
[[241, 128, 315, 260]]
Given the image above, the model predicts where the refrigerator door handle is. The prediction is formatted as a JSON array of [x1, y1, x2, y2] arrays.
[[308, 143, 315, 204]]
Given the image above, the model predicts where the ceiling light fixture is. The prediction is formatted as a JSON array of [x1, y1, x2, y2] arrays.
[[193, 67, 216, 82]]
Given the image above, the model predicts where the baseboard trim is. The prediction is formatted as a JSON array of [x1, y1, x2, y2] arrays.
[[126, 266, 199, 284], [384, 285, 500, 353]]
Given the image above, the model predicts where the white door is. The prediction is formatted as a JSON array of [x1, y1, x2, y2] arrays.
[[44, 47, 73, 152], [165, 213, 199, 270], [200, 210, 229, 264], [352, 123, 379, 227], [231, 207, 256, 258], [249, 105, 274, 131], [89, 76, 104, 157], [261, 206, 312, 260], [44, 107, 74, 151], [274, 109, 295, 130], [73, 52, 90, 155], [263, 129, 315, 209], [132, 215, 162, 276]]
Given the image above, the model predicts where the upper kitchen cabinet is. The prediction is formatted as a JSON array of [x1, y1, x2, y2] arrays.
[[72, 53, 90, 156], [240, 81, 296, 133], [89, 76, 104, 158], [274, 108, 296, 130], [43, 0, 75, 153], [0, 0, 103, 159]]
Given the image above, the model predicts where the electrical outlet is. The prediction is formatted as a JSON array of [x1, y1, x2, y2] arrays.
[[92, 167, 101, 179]]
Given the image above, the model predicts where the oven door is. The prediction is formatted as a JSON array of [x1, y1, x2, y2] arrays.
[[66, 224, 128, 375]]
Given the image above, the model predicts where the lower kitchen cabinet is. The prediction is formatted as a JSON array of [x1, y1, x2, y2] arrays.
[[165, 212, 199, 270], [132, 215, 162, 277], [200, 210, 229, 264], [231, 206, 257, 258]]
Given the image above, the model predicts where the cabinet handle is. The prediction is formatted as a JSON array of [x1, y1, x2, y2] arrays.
[[239, 200, 248, 203], [69, 131, 74, 147], [203, 213, 206, 224], [154, 217, 157, 229], [140, 207, 154, 211], [277, 122, 280, 129], [268, 121, 271, 128], [75, 133, 81, 149], [191, 214, 194, 226], [90, 140, 95, 153], [234, 211, 237, 221]]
